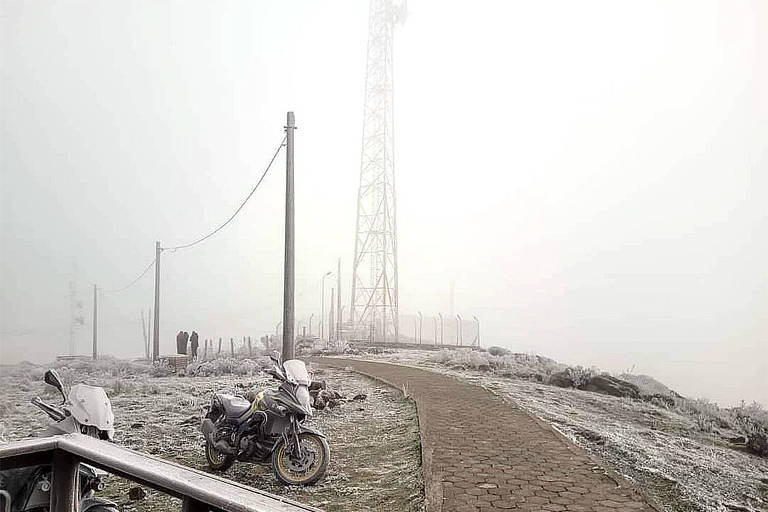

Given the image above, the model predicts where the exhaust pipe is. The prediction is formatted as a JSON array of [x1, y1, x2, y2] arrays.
[[201, 419, 237, 455]]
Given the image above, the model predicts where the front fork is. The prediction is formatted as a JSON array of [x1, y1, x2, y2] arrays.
[[282, 416, 302, 459]]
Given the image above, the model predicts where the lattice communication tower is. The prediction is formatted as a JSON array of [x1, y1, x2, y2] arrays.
[[350, 0, 406, 342]]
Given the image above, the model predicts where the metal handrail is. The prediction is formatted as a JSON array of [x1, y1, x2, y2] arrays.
[[0, 434, 321, 512]]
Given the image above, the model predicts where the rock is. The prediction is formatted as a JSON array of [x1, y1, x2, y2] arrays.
[[313, 396, 326, 410], [477, 364, 491, 372], [130, 422, 144, 429], [728, 435, 747, 444], [128, 486, 147, 501], [747, 431, 768, 457], [327, 399, 340, 409], [549, 370, 574, 388], [579, 375, 640, 399], [309, 380, 327, 391], [352, 393, 367, 401], [487, 346, 511, 357]]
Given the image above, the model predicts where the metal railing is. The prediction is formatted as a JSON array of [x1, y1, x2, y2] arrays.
[[0, 433, 321, 512]]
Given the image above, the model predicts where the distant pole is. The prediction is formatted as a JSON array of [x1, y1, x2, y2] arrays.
[[418, 311, 422, 345], [414, 318, 417, 343], [473, 316, 480, 348], [92, 284, 98, 360], [230, 338, 235, 357], [282, 111, 296, 362], [320, 271, 331, 341], [439, 313, 444, 346], [152, 241, 161, 361], [336, 258, 342, 342], [433, 316, 438, 345], [248, 336, 252, 357], [218, 337, 222, 355], [309, 313, 314, 337], [204, 339, 208, 359], [456, 314, 462, 346], [329, 288, 335, 346]]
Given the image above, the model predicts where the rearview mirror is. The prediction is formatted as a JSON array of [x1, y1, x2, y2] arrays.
[[269, 351, 281, 366], [44, 369, 66, 403]]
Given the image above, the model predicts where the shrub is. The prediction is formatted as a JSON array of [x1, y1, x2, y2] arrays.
[[149, 361, 173, 377], [487, 346, 511, 357]]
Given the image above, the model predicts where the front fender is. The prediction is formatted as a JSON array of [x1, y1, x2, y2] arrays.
[[297, 424, 326, 439], [269, 424, 326, 454]]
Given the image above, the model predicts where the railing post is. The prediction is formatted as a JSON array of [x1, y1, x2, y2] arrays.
[[182, 496, 208, 512], [50, 450, 79, 512]]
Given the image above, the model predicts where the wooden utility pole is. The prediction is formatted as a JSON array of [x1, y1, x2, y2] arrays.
[[92, 284, 98, 360], [282, 112, 296, 362], [152, 242, 161, 361]]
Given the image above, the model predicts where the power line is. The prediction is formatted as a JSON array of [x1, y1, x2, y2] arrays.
[[101, 257, 156, 293], [164, 136, 286, 252]]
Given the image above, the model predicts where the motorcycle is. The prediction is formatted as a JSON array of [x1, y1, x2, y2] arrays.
[[201, 354, 330, 486], [0, 369, 118, 512]]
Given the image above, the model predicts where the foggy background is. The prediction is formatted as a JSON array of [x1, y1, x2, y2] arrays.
[[1, 0, 766, 407]]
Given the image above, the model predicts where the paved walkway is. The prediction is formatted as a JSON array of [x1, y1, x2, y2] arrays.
[[312, 358, 655, 512]]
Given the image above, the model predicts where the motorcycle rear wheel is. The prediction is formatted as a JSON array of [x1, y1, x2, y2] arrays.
[[205, 440, 235, 471], [272, 433, 329, 486]]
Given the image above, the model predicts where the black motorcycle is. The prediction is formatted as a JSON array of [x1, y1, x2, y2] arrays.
[[201, 354, 329, 486], [0, 369, 118, 512]]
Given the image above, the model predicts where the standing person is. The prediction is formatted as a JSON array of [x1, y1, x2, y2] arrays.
[[190, 331, 199, 359], [180, 331, 189, 355], [176, 331, 184, 354]]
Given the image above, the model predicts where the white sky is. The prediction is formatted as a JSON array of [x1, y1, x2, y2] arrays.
[[1, 0, 766, 406]]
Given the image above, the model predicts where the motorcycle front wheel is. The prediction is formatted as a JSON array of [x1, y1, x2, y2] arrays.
[[205, 440, 235, 472], [272, 433, 329, 486]]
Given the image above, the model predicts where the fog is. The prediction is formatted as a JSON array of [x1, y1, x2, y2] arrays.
[[1, 0, 766, 407]]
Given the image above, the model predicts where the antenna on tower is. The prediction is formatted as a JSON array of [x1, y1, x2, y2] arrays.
[[350, 0, 405, 343]]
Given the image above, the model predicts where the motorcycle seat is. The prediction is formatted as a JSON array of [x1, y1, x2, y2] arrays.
[[218, 394, 252, 418]]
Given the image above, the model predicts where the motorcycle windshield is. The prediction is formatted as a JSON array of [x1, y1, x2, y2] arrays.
[[69, 383, 115, 432], [283, 360, 310, 386]]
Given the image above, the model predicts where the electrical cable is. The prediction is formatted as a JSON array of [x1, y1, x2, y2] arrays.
[[101, 257, 156, 293], [164, 136, 286, 252], [99, 135, 284, 294]]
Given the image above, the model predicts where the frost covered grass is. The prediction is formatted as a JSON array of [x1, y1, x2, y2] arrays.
[[0, 362, 424, 512]]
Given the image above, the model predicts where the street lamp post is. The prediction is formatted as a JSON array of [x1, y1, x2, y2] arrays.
[[439, 313, 444, 346], [473, 316, 480, 348], [417, 311, 422, 345], [456, 315, 462, 346], [309, 313, 314, 337], [320, 271, 332, 341]]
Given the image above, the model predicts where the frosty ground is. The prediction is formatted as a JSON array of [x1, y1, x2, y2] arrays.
[[0, 361, 424, 512], [339, 349, 768, 512]]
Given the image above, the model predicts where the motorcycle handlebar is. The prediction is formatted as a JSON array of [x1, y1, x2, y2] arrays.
[[32, 396, 67, 422]]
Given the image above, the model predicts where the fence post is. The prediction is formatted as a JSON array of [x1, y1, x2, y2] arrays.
[[218, 338, 222, 355], [248, 336, 252, 357], [50, 449, 79, 511], [230, 338, 234, 357], [203, 339, 208, 359]]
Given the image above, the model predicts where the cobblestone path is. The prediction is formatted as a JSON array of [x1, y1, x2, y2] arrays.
[[312, 358, 655, 512]]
